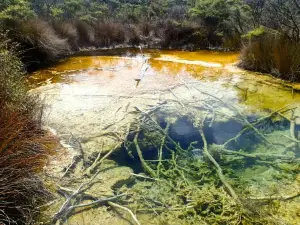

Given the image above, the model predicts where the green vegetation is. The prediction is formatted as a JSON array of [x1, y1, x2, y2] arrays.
[[115, 98, 300, 224]]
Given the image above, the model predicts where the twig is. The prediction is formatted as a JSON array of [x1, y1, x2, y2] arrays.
[[61, 155, 81, 178], [108, 201, 141, 225], [131, 173, 162, 182], [223, 103, 295, 147], [157, 123, 170, 177], [168, 88, 185, 107], [247, 192, 300, 201]]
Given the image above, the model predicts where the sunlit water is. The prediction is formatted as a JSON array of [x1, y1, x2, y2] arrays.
[[31, 49, 300, 224]]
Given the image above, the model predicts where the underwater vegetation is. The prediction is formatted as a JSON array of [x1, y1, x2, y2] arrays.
[[48, 81, 300, 225], [115, 99, 300, 224]]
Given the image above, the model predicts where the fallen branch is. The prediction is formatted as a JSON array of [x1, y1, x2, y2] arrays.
[[134, 107, 185, 151], [218, 147, 295, 161], [54, 142, 121, 223], [84, 142, 122, 176], [65, 194, 125, 212]]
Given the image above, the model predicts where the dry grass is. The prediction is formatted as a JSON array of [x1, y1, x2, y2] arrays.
[[0, 34, 57, 224], [94, 22, 126, 47], [73, 20, 95, 47], [52, 20, 79, 50], [0, 108, 56, 224], [240, 29, 300, 81]]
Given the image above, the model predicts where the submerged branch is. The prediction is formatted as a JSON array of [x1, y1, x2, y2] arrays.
[[157, 123, 170, 177], [223, 103, 295, 147], [247, 192, 300, 201], [108, 201, 141, 225], [199, 127, 239, 201], [134, 126, 157, 178], [218, 147, 295, 161]]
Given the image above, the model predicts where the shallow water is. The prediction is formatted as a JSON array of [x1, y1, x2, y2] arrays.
[[32, 48, 300, 224]]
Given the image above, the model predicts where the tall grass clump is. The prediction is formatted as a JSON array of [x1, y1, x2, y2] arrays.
[[93, 22, 126, 47], [52, 20, 79, 51], [5, 19, 71, 69], [0, 33, 56, 224], [240, 27, 300, 81], [73, 20, 95, 47]]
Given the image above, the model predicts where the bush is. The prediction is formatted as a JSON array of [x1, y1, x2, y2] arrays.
[[154, 20, 207, 49], [94, 22, 126, 47], [52, 20, 79, 50], [0, 34, 56, 224], [4, 19, 70, 69], [125, 24, 141, 46], [73, 20, 95, 47], [240, 28, 300, 81]]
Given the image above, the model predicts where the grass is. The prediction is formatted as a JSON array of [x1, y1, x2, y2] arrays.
[[0, 33, 56, 224], [240, 27, 300, 81]]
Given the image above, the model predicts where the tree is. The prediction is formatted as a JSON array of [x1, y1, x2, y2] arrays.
[[0, 0, 35, 20]]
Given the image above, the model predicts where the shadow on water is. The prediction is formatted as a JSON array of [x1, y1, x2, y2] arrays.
[[110, 110, 293, 174]]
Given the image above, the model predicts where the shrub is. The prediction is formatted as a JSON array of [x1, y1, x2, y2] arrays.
[[240, 27, 300, 81], [125, 24, 141, 46], [19, 19, 70, 60], [94, 22, 126, 47], [3, 19, 70, 69], [156, 20, 207, 49], [73, 20, 95, 47], [52, 20, 79, 50]]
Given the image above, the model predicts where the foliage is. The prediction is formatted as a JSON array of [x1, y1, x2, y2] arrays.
[[0, 0, 35, 20], [242, 26, 265, 39]]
